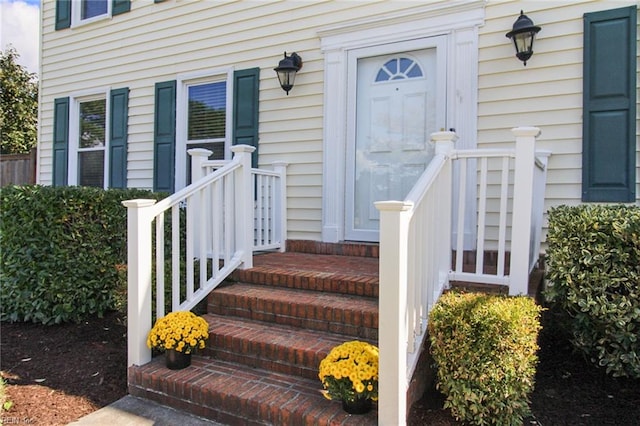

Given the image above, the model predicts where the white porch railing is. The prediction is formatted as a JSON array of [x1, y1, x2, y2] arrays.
[[189, 149, 288, 253], [376, 127, 549, 425], [123, 145, 287, 367]]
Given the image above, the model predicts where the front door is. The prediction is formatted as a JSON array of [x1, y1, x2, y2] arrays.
[[346, 43, 443, 241]]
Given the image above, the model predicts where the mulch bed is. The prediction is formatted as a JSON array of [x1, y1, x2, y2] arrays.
[[1, 309, 639, 425]]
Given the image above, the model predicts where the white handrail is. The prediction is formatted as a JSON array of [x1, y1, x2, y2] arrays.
[[377, 127, 547, 425], [123, 145, 257, 367], [190, 151, 288, 253], [376, 131, 456, 426]]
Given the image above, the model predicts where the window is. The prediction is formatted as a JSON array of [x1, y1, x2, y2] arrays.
[[174, 71, 233, 190], [69, 94, 107, 187], [82, 0, 108, 20], [186, 80, 227, 158], [72, 0, 111, 26], [153, 68, 259, 193], [77, 97, 107, 187], [375, 57, 423, 82], [55, 0, 131, 30], [52, 88, 129, 188]]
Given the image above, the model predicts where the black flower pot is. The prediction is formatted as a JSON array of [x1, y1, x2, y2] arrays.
[[165, 349, 191, 370], [341, 397, 373, 415]]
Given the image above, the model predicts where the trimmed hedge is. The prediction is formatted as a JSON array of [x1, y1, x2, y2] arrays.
[[0, 185, 165, 324], [428, 291, 542, 426], [544, 204, 640, 378]]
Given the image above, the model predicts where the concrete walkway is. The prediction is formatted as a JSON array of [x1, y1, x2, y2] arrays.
[[68, 395, 225, 426]]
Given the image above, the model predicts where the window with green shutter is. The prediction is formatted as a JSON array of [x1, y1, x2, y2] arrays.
[[51, 89, 129, 189], [162, 68, 260, 191], [54, 0, 130, 30], [582, 6, 637, 202]]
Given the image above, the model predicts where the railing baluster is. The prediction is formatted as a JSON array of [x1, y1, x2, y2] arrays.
[[455, 157, 467, 274], [213, 179, 221, 274], [476, 157, 488, 275], [407, 222, 416, 353], [186, 196, 195, 302], [497, 156, 510, 277], [156, 212, 165, 319], [199, 187, 207, 292], [171, 204, 180, 310], [257, 174, 264, 246], [224, 174, 233, 265]]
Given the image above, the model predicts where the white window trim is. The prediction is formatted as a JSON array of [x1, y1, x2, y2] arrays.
[[71, 0, 112, 28], [68, 88, 110, 188], [175, 67, 234, 191], [317, 0, 484, 243]]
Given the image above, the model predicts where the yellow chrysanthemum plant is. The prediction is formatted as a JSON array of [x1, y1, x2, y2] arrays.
[[146, 311, 209, 354], [318, 340, 379, 403]]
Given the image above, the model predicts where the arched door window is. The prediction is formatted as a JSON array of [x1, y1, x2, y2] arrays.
[[374, 57, 424, 82]]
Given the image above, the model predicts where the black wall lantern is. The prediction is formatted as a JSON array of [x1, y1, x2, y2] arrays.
[[274, 52, 303, 95], [505, 11, 541, 66]]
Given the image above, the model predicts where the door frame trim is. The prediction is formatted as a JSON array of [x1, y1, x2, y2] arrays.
[[319, 3, 484, 243]]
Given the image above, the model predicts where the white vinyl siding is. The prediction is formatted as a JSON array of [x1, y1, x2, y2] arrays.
[[479, 0, 640, 218], [39, 0, 421, 241], [39, 0, 639, 242]]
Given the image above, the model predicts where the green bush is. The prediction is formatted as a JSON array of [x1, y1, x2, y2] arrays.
[[544, 204, 640, 378], [0, 185, 165, 324], [428, 291, 542, 426]]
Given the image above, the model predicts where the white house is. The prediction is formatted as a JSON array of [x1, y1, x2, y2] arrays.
[[36, 1, 638, 424], [37, 0, 639, 242]]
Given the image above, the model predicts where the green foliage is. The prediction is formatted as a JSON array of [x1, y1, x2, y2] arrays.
[[544, 204, 640, 378], [0, 376, 12, 414], [0, 185, 165, 324], [428, 291, 542, 426], [0, 47, 38, 154]]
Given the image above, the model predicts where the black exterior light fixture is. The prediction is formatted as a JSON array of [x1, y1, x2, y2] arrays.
[[505, 10, 541, 66], [274, 52, 303, 95]]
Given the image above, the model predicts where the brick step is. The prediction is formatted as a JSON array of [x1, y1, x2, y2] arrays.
[[202, 313, 375, 380], [231, 252, 379, 298], [208, 282, 379, 341], [128, 355, 377, 425]]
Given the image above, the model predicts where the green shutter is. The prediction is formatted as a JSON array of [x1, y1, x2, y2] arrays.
[[112, 0, 131, 16], [154, 81, 177, 193], [233, 68, 260, 168], [52, 97, 70, 187], [582, 6, 637, 202], [109, 88, 129, 189], [55, 0, 71, 30]]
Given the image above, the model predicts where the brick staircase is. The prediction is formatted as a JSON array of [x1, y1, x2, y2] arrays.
[[127, 242, 544, 425], [128, 242, 381, 425]]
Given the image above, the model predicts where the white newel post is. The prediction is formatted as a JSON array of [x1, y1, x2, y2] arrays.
[[272, 161, 288, 252], [509, 126, 540, 296], [188, 148, 213, 182], [432, 130, 457, 156], [122, 198, 157, 367], [232, 145, 256, 269], [431, 131, 457, 292], [376, 200, 413, 426]]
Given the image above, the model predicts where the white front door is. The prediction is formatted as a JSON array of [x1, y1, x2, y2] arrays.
[[346, 42, 444, 241]]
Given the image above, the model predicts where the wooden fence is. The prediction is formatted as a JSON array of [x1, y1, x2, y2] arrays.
[[0, 149, 36, 187]]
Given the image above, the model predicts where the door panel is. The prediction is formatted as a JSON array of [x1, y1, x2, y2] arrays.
[[347, 48, 438, 241]]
